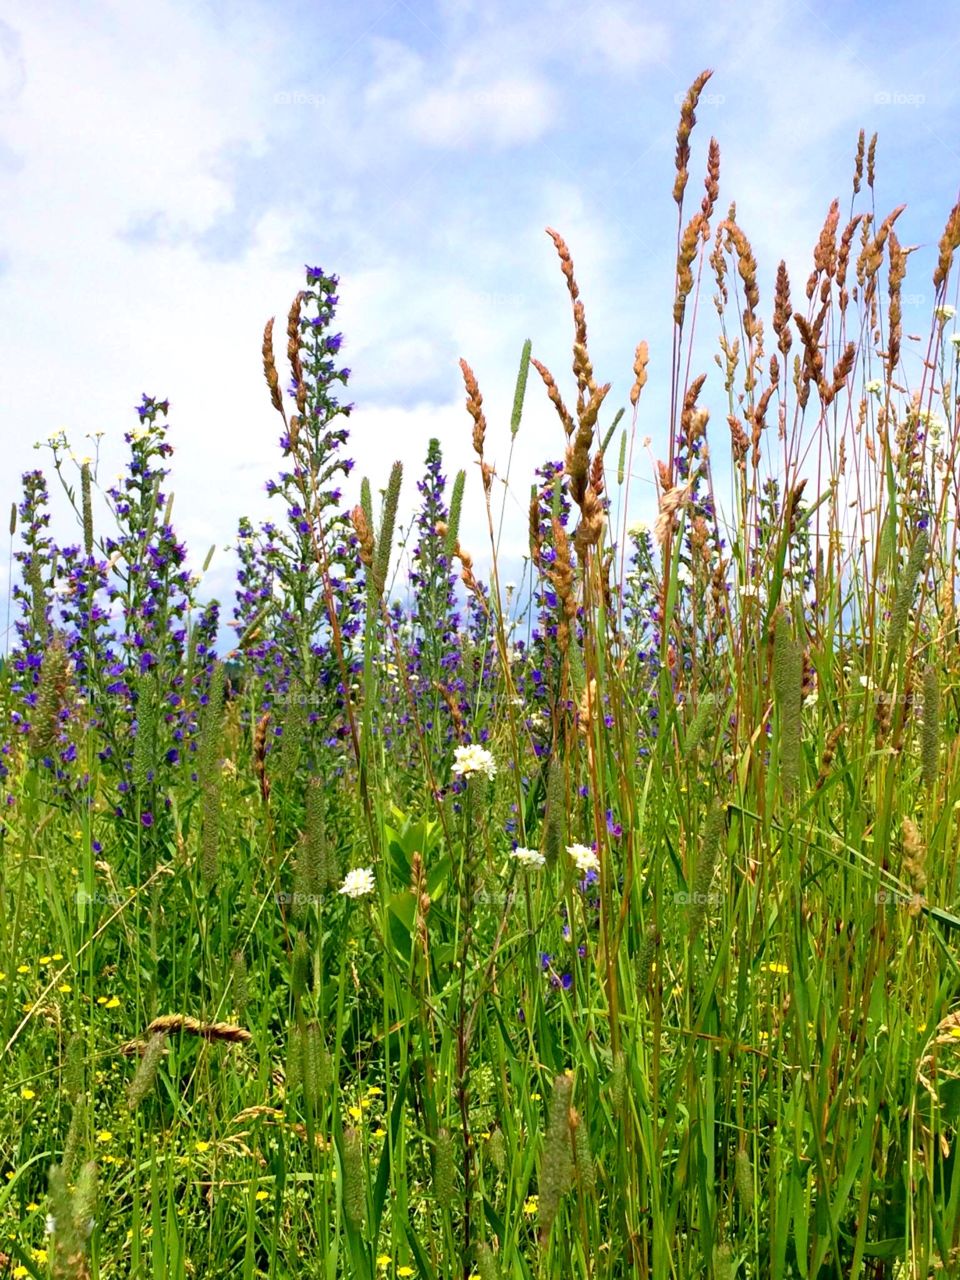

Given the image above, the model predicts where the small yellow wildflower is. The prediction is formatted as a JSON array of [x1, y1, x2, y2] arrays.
[[52, 953, 63, 961], [0, 972, 6, 982], [39, 956, 52, 965], [398, 1269, 415, 1278], [372, 1127, 386, 1138], [194, 1141, 210, 1154], [376, 1256, 391, 1269], [97, 996, 108, 1005], [523, 1194, 539, 1215], [25, 1202, 39, 1212], [31, 1249, 47, 1265], [20, 1087, 36, 1100], [105, 996, 120, 1009], [366, 1086, 383, 1097], [348, 1105, 363, 1120], [255, 1190, 269, 1201], [763, 962, 788, 975], [529, 1092, 541, 1101], [96, 1130, 113, 1144], [58, 983, 72, 994], [17, 965, 29, 975], [13, 1265, 28, 1278]]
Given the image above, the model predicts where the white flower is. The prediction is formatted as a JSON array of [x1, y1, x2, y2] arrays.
[[339, 867, 375, 899], [451, 744, 497, 781], [566, 843, 600, 875], [950, 333, 960, 347], [45, 1214, 56, 1234], [935, 304, 956, 321], [676, 563, 693, 585], [865, 379, 883, 395], [511, 847, 546, 868], [740, 584, 758, 598]]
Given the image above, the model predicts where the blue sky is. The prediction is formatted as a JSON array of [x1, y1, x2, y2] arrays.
[[1, 0, 958, 646]]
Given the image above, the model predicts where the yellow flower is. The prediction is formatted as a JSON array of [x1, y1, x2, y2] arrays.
[[763, 962, 789, 975], [0, 972, 6, 982], [348, 1105, 363, 1120], [372, 1127, 386, 1138], [13, 1266, 28, 1278], [366, 1086, 383, 1097], [529, 1092, 541, 1101], [97, 996, 108, 1005], [20, 1087, 36, 1100], [194, 1141, 210, 1153], [58, 983, 72, 994], [39, 955, 52, 965], [25, 1202, 39, 1212], [31, 1249, 47, 1264], [523, 1195, 539, 1215], [105, 996, 120, 1009], [255, 1190, 269, 1201], [376, 1256, 391, 1269], [96, 1130, 113, 1143], [17, 965, 29, 974], [398, 1269, 415, 1278], [52, 953, 63, 961]]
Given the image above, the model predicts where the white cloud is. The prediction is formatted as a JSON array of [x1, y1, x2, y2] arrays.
[[587, 6, 672, 72], [406, 74, 560, 148]]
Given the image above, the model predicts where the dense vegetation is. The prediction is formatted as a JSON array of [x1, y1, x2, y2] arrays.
[[3, 70, 960, 1279]]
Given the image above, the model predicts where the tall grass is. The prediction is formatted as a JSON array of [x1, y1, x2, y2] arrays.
[[2, 70, 960, 1279]]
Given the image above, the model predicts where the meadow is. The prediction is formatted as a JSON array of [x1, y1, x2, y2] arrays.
[[3, 69, 960, 1278]]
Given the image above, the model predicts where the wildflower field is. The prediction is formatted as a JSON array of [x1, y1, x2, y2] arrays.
[[5, 70, 960, 1278]]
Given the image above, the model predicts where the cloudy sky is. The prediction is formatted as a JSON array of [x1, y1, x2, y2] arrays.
[[1, 0, 957, 646]]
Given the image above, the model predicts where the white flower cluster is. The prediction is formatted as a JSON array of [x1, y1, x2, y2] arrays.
[[339, 867, 376, 899], [451, 744, 497, 781], [566, 843, 600, 875], [510, 847, 546, 869]]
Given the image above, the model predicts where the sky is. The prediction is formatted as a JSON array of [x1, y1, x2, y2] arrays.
[[1, 0, 958, 649]]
